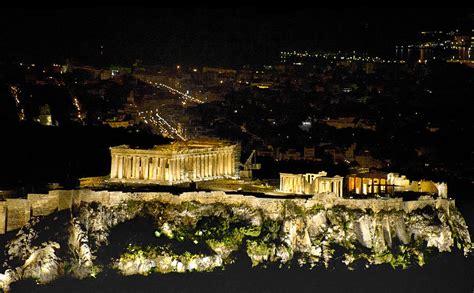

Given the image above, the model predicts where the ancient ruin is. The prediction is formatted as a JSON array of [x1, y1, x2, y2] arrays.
[[109, 140, 240, 185], [279, 172, 343, 197], [347, 172, 448, 197]]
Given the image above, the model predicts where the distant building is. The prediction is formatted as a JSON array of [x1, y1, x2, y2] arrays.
[[354, 150, 386, 169], [103, 120, 133, 128], [303, 147, 316, 160], [38, 104, 53, 126], [278, 149, 301, 161], [320, 117, 375, 131]]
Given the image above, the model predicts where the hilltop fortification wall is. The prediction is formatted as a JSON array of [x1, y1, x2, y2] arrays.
[[0, 190, 453, 234]]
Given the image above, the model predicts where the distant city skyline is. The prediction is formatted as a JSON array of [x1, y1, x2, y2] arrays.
[[0, 7, 472, 66]]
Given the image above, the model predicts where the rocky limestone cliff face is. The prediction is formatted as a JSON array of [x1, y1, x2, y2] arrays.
[[0, 196, 472, 291]]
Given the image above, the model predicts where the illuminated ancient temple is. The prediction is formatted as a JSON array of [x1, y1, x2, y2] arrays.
[[109, 140, 240, 185], [279, 171, 343, 197], [346, 172, 448, 197]]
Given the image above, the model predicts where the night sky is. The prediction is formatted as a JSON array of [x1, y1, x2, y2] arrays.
[[0, 7, 471, 66]]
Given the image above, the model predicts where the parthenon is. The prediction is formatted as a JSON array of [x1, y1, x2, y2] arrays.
[[279, 171, 343, 197], [109, 140, 240, 185]]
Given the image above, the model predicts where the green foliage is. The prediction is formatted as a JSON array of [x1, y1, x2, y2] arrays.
[[239, 225, 262, 237], [259, 219, 281, 242], [283, 200, 306, 217], [89, 264, 103, 278], [246, 240, 274, 267], [307, 204, 325, 215], [195, 216, 231, 241], [119, 244, 170, 263], [124, 200, 144, 214], [207, 229, 245, 252]]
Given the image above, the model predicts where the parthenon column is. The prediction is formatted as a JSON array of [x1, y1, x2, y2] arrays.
[[169, 158, 174, 182], [136, 157, 141, 179], [200, 155, 205, 178], [137, 156, 142, 178], [130, 157, 135, 179], [174, 157, 181, 181], [177, 158, 181, 181], [164, 159, 169, 181], [174, 158, 179, 182], [126, 156, 130, 179], [142, 157, 149, 180], [183, 156, 188, 181], [197, 155, 201, 178], [110, 155, 115, 178], [217, 153, 223, 175], [110, 155, 118, 178], [230, 153, 235, 176], [206, 154, 210, 177], [160, 158, 166, 181], [155, 158, 159, 181], [222, 153, 227, 175], [126, 156, 132, 179], [180, 157, 184, 181], [151, 157, 158, 180], [131, 156, 137, 179], [194, 156, 198, 179], [169, 159, 174, 183], [207, 155, 211, 177], [117, 156, 123, 179], [196, 156, 201, 178], [202, 155, 206, 178], [210, 154, 215, 177], [192, 156, 196, 179], [224, 152, 230, 175]]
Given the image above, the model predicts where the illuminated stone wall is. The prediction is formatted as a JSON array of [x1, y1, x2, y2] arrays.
[[0, 189, 455, 234], [5, 199, 31, 232], [27, 193, 59, 216], [0, 202, 5, 234], [109, 140, 240, 185], [279, 172, 343, 197], [387, 173, 446, 196]]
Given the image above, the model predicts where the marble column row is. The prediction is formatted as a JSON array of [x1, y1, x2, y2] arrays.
[[280, 175, 304, 194], [110, 151, 235, 183], [317, 179, 343, 197], [111, 155, 167, 181], [349, 176, 389, 195]]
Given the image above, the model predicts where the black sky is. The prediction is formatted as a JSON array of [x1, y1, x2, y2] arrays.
[[0, 7, 472, 66]]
